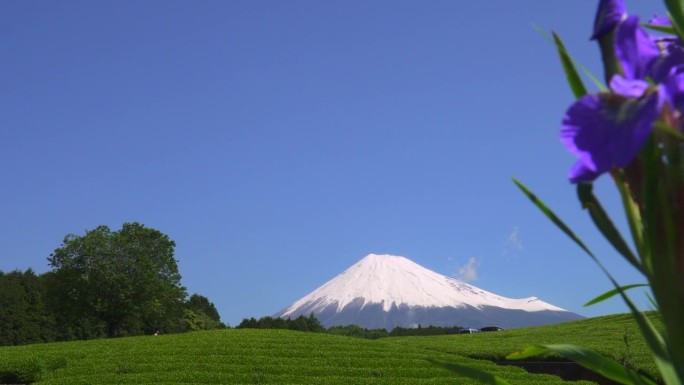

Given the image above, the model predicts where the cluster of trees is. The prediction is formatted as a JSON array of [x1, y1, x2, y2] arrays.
[[388, 324, 463, 337], [327, 324, 389, 339], [0, 223, 224, 346], [236, 314, 324, 333], [327, 324, 462, 338], [236, 315, 464, 339]]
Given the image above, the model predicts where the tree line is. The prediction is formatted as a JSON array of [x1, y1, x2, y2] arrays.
[[236, 315, 464, 339], [236, 314, 325, 333], [0, 223, 225, 346]]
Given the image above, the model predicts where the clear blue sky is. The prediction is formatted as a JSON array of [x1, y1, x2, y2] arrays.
[[1, 1, 665, 327]]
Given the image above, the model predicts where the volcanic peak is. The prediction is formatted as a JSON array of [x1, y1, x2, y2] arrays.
[[278, 253, 566, 316]]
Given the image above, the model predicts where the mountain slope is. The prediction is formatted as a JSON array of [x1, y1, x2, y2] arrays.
[[274, 254, 583, 330]]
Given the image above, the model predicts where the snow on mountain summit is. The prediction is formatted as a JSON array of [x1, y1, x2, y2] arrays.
[[278, 253, 566, 318]]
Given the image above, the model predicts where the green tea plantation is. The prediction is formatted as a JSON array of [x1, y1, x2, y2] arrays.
[[0, 313, 659, 385]]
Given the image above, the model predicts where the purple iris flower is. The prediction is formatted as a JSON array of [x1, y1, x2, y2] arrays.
[[614, 14, 684, 83], [561, 5, 684, 183], [592, 0, 627, 40], [561, 76, 661, 183], [614, 15, 661, 80]]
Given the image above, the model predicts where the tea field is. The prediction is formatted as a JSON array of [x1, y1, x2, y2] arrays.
[[0, 313, 659, 385], [384, 312, 661, 378]]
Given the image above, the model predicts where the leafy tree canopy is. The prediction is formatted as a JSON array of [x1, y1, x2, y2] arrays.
[[186, 294, 221, 323], [48, 222, 187, 337]]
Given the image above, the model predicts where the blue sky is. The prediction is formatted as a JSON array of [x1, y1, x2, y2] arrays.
[[1, 1, 666, 327]]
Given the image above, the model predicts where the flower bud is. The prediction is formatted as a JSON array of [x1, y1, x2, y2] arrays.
[[591, 0, 627, 40]]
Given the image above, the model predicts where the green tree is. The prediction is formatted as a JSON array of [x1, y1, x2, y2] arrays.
[[182, 309, 204, 332], [42, 270, 106, 340], [184, 294, 224, 330], [0, 269, 55, 346], [48, 223, 187, 337], [306, 313, 324, 333], [327, 325, 388, 339], [186, 295, 221, 322], [236, 317, 258, 328], [289, 315, 309, 332]]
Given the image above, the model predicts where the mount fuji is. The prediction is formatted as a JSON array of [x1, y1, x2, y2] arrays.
[[274, 254, 583, 330]]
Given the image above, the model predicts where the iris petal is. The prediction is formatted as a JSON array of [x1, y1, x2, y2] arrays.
[[609, 75, 649, 97], [651, 41, 684, 82], [568, 162, 601, 184], [615, 15, 660, 80], [561, 81, 660, 183], [663, 65, 684, 115]]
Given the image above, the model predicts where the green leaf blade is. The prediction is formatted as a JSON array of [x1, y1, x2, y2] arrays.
[[643, 23, 677, 34], [532, 24, 605, 92], [664, 1, 684, 41], [576, 183, 643, 273], [584, 284, 650, 307], [512, 178, 596, 259], [552, 32, 588, 99]]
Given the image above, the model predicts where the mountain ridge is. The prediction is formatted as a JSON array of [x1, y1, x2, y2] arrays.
[[274, 253, 583, 330]]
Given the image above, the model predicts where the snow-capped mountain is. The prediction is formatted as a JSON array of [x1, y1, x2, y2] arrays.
[[274, 254, 583, 330]]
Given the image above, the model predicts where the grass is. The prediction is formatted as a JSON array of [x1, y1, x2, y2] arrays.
[[384, 312, 661, 380], [0, 313, 658, 385]]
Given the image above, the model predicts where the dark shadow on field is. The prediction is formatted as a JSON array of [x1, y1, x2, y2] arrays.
[[495, 360, 661, 385]]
